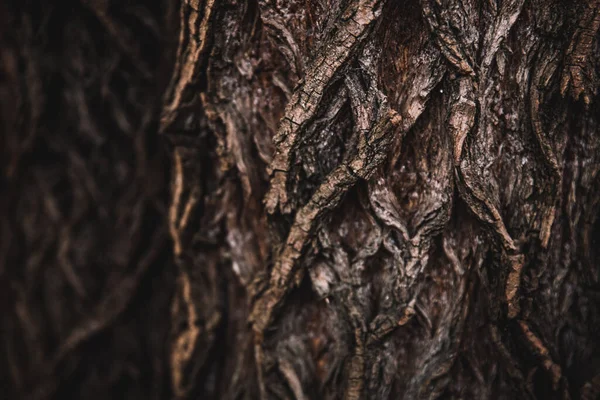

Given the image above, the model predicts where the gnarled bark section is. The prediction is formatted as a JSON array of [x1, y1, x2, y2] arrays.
[[2, 0, 600, 399], [264, 0, 384, 214]]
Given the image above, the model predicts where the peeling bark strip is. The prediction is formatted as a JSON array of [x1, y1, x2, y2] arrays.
[[169, 147, 201, 257], [506, 254, 524, 319], [518, 320, 563, 389], [161, 0, 215, 132], [170, 270, 200, 397], [530, 56, 561, 249], [3, 0, 600, 399], [561, 0, 600, 104]]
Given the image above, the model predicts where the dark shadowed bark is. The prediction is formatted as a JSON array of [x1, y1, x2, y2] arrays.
[[2, 0, 600, 399]]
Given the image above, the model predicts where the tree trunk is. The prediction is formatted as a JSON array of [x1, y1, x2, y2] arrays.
[[2, 0, 600, 399]]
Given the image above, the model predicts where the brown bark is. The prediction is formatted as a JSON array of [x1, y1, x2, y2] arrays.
[[2, 0, 600, 399]]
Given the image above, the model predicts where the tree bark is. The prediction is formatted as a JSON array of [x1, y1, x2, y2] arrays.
[[2, 0, 600, 399]]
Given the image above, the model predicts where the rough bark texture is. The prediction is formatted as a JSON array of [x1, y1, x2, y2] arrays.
[[2, 0, 600, 399]]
